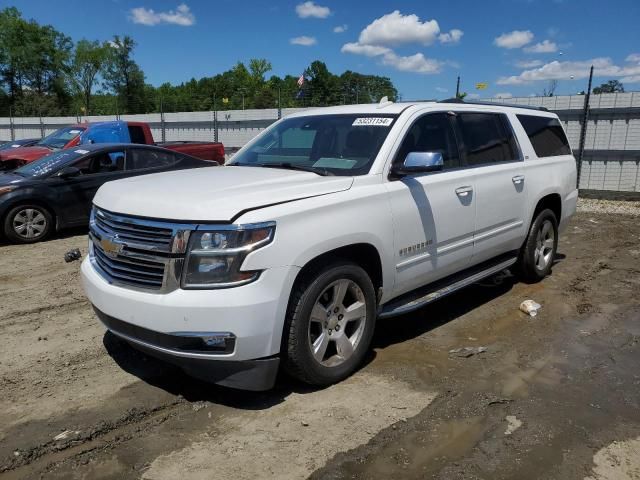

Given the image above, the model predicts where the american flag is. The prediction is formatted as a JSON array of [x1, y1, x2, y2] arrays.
[[297, 74, 305, 87]]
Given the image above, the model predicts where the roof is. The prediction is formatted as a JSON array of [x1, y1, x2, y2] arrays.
[[288, 100, 556, 118]]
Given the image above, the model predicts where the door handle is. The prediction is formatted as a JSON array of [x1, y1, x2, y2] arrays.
[[512, 175, 525, 184], [455, 186, 473, 197]]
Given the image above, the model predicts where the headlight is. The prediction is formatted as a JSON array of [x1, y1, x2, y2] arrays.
[[0, 186, 16, 196], [182, 222, 275, 289]]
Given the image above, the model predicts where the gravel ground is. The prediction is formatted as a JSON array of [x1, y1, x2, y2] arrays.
[[0, 205, 639, 479], [577, 197, 640, 216]]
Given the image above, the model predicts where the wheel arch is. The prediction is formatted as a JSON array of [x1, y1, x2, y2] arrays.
[[532, 192, 562, 225], [292, 243, 384, 302]]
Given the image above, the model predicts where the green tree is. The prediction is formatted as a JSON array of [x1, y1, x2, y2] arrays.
[[103, 35, 147, 113], [249, 58, 272, 84], [593, 80, 624, 94], [70, 40, 110, 114]]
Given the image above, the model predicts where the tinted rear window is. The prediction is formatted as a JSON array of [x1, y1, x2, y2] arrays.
[[516, 115, 571, 158], [456, 113, 519, 166]]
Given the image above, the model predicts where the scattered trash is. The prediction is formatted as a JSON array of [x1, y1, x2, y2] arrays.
[[504, 415, 522, 435], [64, 248, 82, 263], [53, 430, 80, 441], [13, 450, 20, 457], [301, 420, 309, 427], [519, 300, 541, 317], [449, 346, 488, 358], [487, 398, 513, 406]]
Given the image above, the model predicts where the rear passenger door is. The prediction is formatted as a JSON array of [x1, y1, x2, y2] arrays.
[[454, 111, 527, 263]]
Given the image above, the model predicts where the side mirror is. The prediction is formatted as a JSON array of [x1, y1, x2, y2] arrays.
[[392, 151, 444, 177], [57, 166, 81, 179]]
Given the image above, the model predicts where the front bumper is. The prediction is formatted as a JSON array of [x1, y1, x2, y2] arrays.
[[96, 308, 280, 390], [81, 257, 300, 390]]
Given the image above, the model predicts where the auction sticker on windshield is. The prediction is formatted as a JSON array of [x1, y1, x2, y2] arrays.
[[352, 117, 393, 127]]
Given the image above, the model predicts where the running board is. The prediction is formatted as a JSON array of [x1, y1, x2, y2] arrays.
[[378, 256, 518, 319]]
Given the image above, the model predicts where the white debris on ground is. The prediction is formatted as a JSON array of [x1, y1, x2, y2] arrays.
[[577, 198, 640, 217], [504, 415, 523, 436], [585, 436, 640, 480]]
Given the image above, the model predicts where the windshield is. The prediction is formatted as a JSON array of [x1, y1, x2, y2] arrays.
[[229, 114, 397, 176], [37, 126, 85, 149], [14, 149, 86, 177]]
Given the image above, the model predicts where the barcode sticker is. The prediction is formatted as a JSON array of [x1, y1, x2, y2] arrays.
[[352, 117, 393, 127]]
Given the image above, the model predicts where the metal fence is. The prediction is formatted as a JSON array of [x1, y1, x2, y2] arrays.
[[1, 92, 639, 195]]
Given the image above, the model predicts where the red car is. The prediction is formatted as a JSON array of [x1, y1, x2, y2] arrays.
[[0, 121, 225, 170]]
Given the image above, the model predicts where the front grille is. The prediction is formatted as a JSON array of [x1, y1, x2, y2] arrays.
[[94, 209, 174, 250], [93, 245, 166, 289], [89, 207, 195, 292]]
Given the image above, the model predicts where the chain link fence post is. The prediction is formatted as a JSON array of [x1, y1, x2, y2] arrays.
[[160, 95, 166, 142], [9, 106, 15, 141], [213, 93, 218, 143], [39, 107, 45, 139], [577, 66, 594, 190]]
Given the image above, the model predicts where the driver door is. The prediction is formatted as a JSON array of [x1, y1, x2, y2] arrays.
[[385, 112, 476, 296], [49, 149, 128, 225]]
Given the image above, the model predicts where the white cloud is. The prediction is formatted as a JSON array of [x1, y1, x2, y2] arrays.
[[129, 3, 195, 26], [494, 92, 513, 99], [358, 10, 440, 47], [333, 24, 348, 33], [435, 87, 448, 93], [494, 30, 534, 49], [381, 52, 442, 74], [341, 42, 391, 57], [497, 57, 640, 85], [438, 29, 463, 45], [515, 59, 544, 68], [626, 53, 640, 64], [290, 35, 317, 46], [524, 40, 558, 53], [295, 1, 330, 19]]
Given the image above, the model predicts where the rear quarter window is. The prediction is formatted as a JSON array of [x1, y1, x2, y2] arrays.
[[516, 114, 571, 158]]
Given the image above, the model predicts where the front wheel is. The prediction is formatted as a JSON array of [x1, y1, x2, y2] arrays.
[[517, 208, 558, 282], [283, 261, 377, 386], [3, 205, 53, 244]]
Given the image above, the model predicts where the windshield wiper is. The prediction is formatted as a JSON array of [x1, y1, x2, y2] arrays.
[[254, 162, 333, 176]]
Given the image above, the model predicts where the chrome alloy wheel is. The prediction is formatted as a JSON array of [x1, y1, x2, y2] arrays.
[[534, 219, 555, 271], [12, 208, 47, 240], [308, 279, 367, 367]]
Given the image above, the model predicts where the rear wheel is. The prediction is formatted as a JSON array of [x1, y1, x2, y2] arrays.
[[3, 205, 53, 244], [283, 261, 377, 386], [517, 208, 558, 282]]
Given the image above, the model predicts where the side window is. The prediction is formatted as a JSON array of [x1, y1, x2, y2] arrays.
[[457, 113, 519, 166], [128, 126, 147, 144], [395, 113, 460, 170], [128, 149, 177, 170], [73, 151, 125, 175], [516, 114, 572, 157]]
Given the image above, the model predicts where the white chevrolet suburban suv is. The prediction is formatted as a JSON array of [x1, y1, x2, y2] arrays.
[[81, 100, 578, 391]]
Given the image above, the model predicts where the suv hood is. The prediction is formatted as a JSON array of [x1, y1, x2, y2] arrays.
[[93, 166, 354, 222]]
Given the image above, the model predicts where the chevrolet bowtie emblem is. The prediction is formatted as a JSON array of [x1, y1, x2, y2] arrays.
[[100, 236, 123, 259]]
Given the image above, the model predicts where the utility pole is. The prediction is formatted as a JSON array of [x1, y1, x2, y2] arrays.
[[455, 76, 461, 99], [577, 65, 594, 189]]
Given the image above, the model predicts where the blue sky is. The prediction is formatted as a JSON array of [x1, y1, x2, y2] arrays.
[[7, 0, 640, 100]]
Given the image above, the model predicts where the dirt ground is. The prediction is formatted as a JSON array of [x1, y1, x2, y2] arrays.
[[1, 200, 639, 480]]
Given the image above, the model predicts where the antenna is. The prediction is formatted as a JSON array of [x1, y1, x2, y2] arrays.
[[377, 96, 393, 108]]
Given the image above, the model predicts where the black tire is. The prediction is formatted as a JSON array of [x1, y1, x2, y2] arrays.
[[517, 208, 558, 283], [3, 204, 53, 244], [283, 260, 377, 387]]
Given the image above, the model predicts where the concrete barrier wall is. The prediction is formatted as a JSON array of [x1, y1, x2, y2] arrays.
[[1, 94, 639, 193]]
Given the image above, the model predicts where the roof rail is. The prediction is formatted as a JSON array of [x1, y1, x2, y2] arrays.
[[437, 98, 549, 112]]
